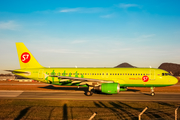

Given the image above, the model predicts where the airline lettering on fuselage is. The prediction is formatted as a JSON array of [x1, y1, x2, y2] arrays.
[[129, 77, 141, 80], [129, 76, 149, 82], [21, 52, 30, 63]]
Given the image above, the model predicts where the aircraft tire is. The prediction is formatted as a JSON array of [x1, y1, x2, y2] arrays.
[[85, 91, 93, 96], [151, 92, 155, 96]]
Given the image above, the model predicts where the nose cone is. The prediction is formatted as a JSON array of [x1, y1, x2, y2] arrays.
[[171, 77, 178, 85]]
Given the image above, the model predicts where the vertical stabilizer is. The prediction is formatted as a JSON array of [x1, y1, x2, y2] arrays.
[[16, 42, 44, 69]]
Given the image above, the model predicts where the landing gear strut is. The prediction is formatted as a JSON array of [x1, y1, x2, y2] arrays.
[[85, 86, 94, 96], [150, 87, 155, 96]]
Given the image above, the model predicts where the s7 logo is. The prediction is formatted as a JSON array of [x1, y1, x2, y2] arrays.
[[142, 76, 149, 82], [21, 52, 31, 63]]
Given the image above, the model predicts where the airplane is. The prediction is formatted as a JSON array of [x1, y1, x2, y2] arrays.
[[10, 42, 178, 96]]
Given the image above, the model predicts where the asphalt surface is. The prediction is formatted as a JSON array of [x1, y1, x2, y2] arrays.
[[0, 90, 180, 101]]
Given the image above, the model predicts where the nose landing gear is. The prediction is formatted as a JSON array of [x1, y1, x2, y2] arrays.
[[150, 87, 155, 96]]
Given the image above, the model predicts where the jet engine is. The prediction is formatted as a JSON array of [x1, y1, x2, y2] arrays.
[[95, 83, 120, 94]]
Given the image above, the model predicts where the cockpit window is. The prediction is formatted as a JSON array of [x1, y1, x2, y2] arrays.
[[162, 73, 171, 76]]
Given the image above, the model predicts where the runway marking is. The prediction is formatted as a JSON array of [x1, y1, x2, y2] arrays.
[[0, 90, 23, 97]]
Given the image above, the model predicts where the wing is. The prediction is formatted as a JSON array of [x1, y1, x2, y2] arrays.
[[50, 75, 114, 86]]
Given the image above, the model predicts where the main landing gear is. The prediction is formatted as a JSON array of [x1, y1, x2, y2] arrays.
[[85, 91, 93, 96], [85, 86, 94, 96], [150, 87, 155, 96]]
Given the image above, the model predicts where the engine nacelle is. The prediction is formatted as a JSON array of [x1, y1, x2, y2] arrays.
[[98, 83, 120, 94]]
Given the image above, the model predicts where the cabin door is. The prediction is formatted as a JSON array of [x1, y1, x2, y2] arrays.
[[38, 69, 44, 79], [150, 70, 155, 80]]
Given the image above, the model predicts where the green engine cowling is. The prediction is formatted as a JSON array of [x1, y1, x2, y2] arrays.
[[100, 83, 120, 94]]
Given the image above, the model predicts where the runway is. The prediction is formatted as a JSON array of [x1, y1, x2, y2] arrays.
[[0, 90, 180, 101]]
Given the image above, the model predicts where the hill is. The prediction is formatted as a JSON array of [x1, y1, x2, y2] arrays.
[[158, 63, 180, 76], [114, 62, 136, 68]]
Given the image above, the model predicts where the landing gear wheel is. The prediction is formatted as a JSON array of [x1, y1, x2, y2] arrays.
[[85, 91, 93, 96], [151, 92, 155, 96]]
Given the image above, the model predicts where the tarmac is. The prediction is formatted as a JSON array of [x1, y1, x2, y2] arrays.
[[0, 90, 180, 101]]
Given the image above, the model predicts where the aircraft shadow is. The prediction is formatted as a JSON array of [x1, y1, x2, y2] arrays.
[[127, 89, 152, 96], [39, 85, 150, 96], [126, 89, 140, 92], [39, 85, 114, 95], [39, 85, 88, 91], [140, 93, 152, 96]]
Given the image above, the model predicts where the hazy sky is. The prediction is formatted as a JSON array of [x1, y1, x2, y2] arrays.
[[0, 0, 180, 73]]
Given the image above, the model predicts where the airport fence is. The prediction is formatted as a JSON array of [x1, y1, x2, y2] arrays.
[[85, 107, 179, 120]]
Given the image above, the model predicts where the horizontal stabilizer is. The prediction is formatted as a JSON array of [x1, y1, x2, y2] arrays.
[[5, 70, 29, 74]]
